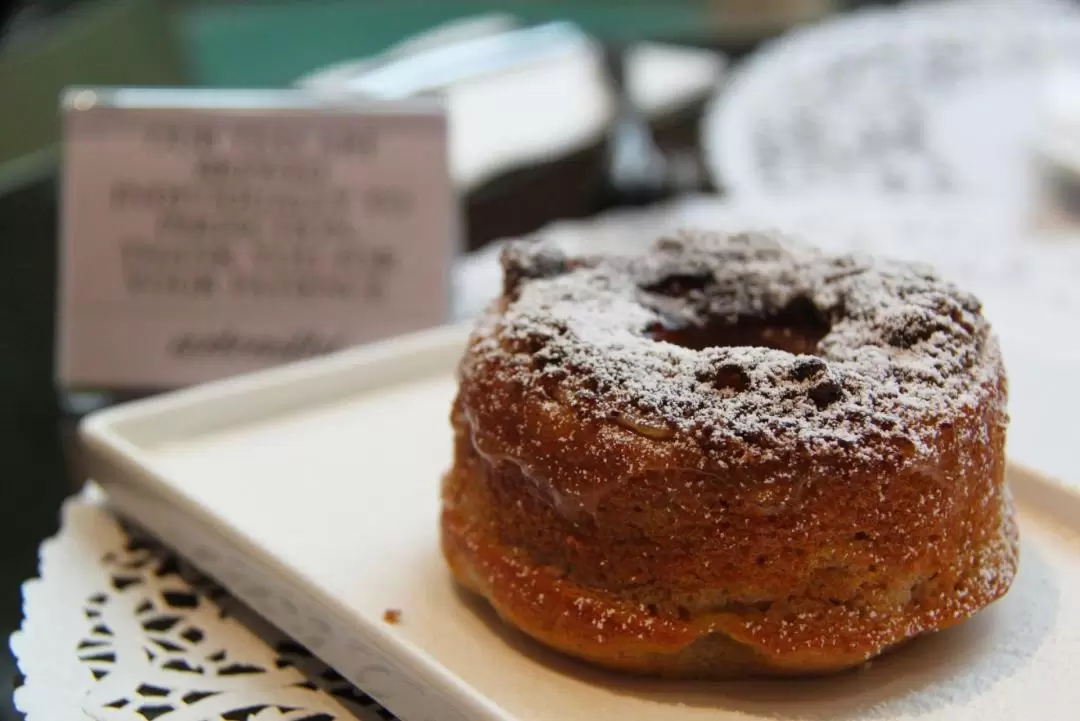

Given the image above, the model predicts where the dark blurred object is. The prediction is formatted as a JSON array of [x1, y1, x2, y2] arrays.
[[0, 176, 66, 721], [0, 0, 193, 497], [602, 41, 672, 206], [466, 147, 609, 250], [465, 69, 718, 247], [601, 41, 714, 208], [1039, 162, 1080, 229], [1031, 66, 1080, 232], [0, 3, 190, 718], [0, 3, 18, 41], [0, 0, 188, 191]]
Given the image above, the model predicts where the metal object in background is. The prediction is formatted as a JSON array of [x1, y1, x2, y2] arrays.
[[601, 40, 715, 207], [601, 42, 673, 206]]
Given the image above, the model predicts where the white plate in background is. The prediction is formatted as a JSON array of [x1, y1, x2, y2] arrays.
[[702, 0, 1080, 205]]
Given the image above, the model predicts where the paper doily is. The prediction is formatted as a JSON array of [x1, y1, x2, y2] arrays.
[[703, 0, 1080, 199], [11, 485, 398, 721]]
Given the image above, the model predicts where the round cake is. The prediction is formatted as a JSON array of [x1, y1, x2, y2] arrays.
[[441, 230, 1017, 677]]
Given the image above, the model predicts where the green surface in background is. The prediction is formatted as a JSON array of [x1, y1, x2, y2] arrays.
[[181, 0, 711, 88], [0, 0, 188, 176]]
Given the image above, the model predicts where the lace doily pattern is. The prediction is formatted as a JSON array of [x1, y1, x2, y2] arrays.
[[12, 487, 397, 721]]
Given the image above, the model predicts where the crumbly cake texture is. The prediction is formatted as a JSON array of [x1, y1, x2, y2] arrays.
[[441, 230, 1018, 677]]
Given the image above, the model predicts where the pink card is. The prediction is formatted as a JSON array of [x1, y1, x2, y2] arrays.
[[57, 88, 456, 391]]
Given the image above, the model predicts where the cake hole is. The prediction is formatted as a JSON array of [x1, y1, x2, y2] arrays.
[[853, 531, 869, 541], [676, 605, 692, 622], [644, 297, 831, 354], [646, 604, 660, 617], [647, 319, 828, 354], [755, 555, 768, 566]]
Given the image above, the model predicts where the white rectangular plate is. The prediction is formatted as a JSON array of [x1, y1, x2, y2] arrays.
[[81, 324, 1080, 721]]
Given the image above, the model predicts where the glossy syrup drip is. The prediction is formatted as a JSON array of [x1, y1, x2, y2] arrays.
[[468, 425, 621, 522]]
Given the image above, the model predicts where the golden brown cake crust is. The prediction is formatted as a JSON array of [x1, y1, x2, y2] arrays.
[[441, 231, 1017, 677]]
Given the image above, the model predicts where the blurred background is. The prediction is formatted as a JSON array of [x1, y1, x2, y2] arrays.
[[4, 1, 1080, 718]]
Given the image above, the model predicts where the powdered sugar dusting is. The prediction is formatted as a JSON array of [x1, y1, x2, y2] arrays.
[[471, 230, 1002, 467]]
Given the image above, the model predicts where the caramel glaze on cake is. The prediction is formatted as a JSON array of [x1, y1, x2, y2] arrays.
[[441, 231, 1017, 678]]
